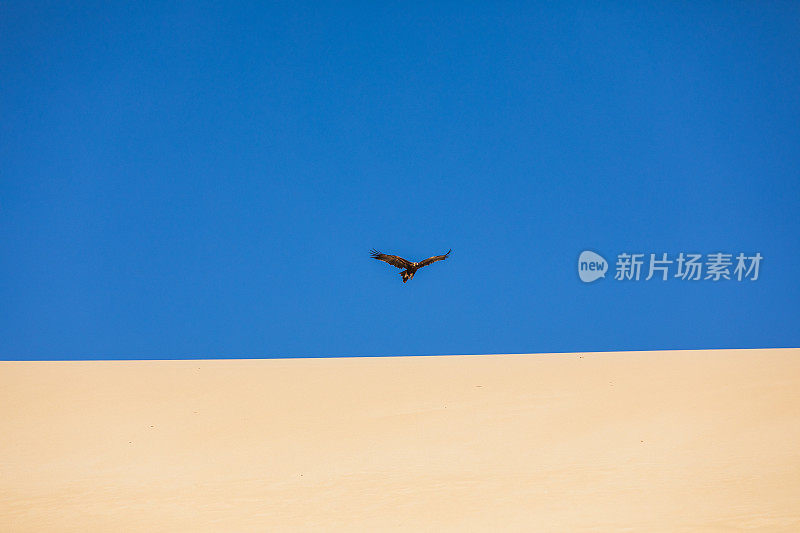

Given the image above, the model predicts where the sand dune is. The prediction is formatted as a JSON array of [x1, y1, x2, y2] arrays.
[[2, 348, 799, 531]]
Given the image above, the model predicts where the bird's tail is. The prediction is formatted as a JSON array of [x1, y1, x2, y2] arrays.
[[401, 270, 414, 283]]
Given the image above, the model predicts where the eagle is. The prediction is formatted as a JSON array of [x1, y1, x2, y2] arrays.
[[370, 248, 451, 283]]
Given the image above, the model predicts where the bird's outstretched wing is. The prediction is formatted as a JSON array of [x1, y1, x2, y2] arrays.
[[416, 249, 452, 268], [370, 249, 413, 269]]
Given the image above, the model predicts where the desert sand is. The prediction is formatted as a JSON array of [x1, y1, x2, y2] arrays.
[[2, 348, 799, 532]]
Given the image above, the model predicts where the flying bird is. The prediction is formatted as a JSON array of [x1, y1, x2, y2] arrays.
[[370, 248, 452, 283]]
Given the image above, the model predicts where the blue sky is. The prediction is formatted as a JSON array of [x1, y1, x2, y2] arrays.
[[2, 3, 799, 359]]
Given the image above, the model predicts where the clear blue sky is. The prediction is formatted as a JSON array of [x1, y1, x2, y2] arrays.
[[2, 3, 798, 359]]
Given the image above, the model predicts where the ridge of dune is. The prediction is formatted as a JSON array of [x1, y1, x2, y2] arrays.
[[2, 348, 799, 531]]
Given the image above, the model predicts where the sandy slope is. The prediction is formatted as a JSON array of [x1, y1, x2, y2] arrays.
[[1, 348, 799, 532]]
